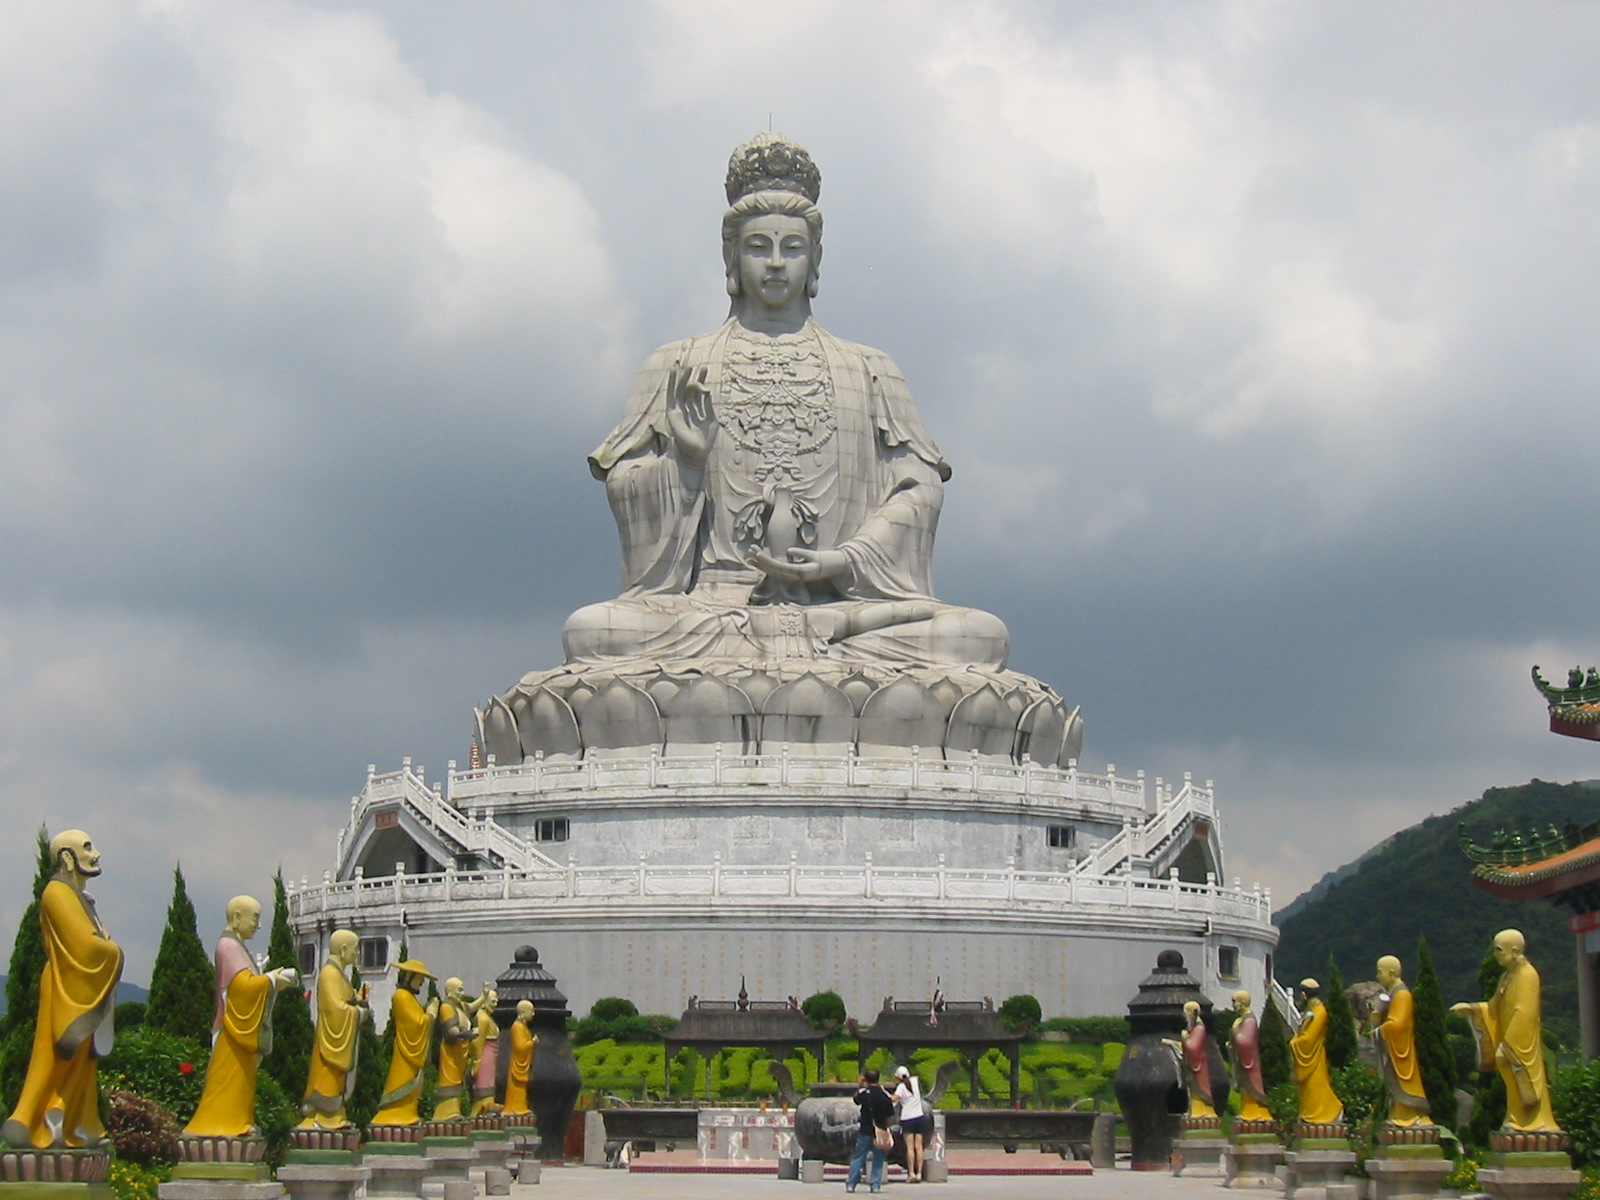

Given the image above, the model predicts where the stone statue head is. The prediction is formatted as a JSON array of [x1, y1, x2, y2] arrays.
[[329, 929, 359, 967], [50, 829, 102, 882], [516, 999, 534, 1022], [226, 895, 262, 940], [721, 133, 823, 303], [1375, 955, 1402, 988], [1298, 977, 1322, 1004], [445, 976, 465, 1002], [1231, 989, 1252, 1015], [1492, 928, 1526, 968], [1183, 999, 1202, 1028]]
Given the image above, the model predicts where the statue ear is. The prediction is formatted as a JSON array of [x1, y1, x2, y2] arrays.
[[726, 266, 741, 298]]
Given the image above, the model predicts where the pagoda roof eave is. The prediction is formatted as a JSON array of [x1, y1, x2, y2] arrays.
[[1470, 834, 1600, 900]]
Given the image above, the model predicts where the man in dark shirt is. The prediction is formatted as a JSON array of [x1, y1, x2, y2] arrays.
[[846, 1068, 896, 1192]]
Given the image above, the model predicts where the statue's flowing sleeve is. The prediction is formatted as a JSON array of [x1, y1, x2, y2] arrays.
[[40, 880, 122, 1058], [835, 348, 951, 601], [1183, 1025, 1212, 1104], [314, 963, 360, 1075], [587, 337, 709, 597]]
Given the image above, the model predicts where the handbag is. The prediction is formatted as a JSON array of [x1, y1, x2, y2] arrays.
[[872, 1124, 893, 1152]]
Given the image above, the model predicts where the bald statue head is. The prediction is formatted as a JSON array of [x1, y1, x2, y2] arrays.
[[444, 977, 465, 1002], [329, 929, 359, 967], [50, 829, 102, 885], [226, 896, 262, 940], [1375, 955, 1402, 989], [1183, 1000, 1202, 1027], [1492, 929, 1527, 969], [516, 999, 534, 1022], [1232, 990, 1252, 1015]]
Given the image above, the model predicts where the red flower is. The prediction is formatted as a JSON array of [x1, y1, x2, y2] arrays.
[[178, 1062, 193, 1075]]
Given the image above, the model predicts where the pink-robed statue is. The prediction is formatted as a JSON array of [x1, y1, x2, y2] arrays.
[[1167, 1001, 1221, 1116], [1229, 990, 1273, 1121]]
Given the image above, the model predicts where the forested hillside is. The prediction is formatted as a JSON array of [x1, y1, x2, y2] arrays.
[[1274, 779, 1600, 1045]]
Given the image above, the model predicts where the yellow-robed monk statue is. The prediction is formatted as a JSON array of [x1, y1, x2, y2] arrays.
[[2, 830, 123, 1149], [297, 929, 368, 1129], [184, 896, 298, 1137], [431, 978, 475, 1121], [1452, 929, 1559, 1132], [1370, 955, 1431, 1127], [371, 960, 438, 1126], [502, 1001, 538, 1118], [1290, 978, 1343, 1125]]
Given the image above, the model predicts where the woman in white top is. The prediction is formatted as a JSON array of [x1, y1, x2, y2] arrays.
[[892, 1065, 930, 1182]]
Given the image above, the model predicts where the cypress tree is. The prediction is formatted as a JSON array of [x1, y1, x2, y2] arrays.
[[0, 829, 54, 1110], [1260, 990, 1293, 1091], [146, 865, 217, 1045], [1323, 957, 1359, 1071], [261, 869, 313, 1102], [346, 961, 384, 1129], [1412, 936, 1458, 1129]]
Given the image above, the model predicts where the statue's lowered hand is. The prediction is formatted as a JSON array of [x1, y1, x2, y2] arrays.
[[666, 364, 715, 462], [753, 548, 848, 583]]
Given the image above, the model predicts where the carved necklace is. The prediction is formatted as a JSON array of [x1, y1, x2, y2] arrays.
[[718, 324, 836, 484]]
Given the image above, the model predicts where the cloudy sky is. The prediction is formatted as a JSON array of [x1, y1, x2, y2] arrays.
[[4, 0, 1600, 986]]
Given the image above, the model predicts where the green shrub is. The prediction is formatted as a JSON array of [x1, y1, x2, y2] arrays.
[[107, 1159, 171, 1200], [254, 1070, 298, 1167], [591, 997, 638, 1021], [115, 1002, 147, 1030], [1556, 1058, 1600, 1166], [104, 1090, 179, 1166], [1035, 1016, 1130, 1042], [1100, 1043, 1125, 1074], [998, 994, 1041, 1033], [802, 991, 846, 1029], [100, 1027, 208, 1124], [1267, 1082, 1300, 1144]]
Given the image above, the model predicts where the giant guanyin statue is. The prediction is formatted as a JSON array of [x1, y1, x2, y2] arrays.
[[480, 134, 1081, 765]]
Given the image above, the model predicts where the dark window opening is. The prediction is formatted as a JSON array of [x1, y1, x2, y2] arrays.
[[360, 937, 389, 973], [1046, 824, 1075, 849], [1218, 945, 1240, 980], [535, 817, 570, 843]]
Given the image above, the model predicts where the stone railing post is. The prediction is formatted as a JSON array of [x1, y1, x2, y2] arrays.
[[533, 749, 544, 792], [937, 853, 947, 900], [780, 741, 790, 786], [445, 759, 456, 804], [712, 852, 722, 897], [393, 863, 405, 907], [788, 851, 798, 897], [714, 743, 724, 786], [444, 865, 456, 901], [637, 853, 648, 895], [502, 863, 511, 900], [910, 745, 921, 789], [566, 856, 577, 897], [970, 748, 980, 790], [1006, 856, 1017, 902], [846, 745, 857, 786], [649, 746, 659, 787], [864, 852, 874, 897]]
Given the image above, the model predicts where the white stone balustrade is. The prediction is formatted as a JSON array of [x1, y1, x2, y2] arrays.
[[287, 855, 1271, 930]]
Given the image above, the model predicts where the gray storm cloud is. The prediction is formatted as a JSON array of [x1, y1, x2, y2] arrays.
[[3, 0, 1600, 981]]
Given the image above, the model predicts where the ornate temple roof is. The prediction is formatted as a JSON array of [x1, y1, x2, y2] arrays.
[[1532, 665, 1600, 740], [1460, 818, 1600, 900]]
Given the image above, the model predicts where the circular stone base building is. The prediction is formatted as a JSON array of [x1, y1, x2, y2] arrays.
[[288, 133, 1277, 1024]]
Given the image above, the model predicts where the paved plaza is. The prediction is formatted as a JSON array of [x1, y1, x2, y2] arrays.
[[509, 1167, 1245, 1200]]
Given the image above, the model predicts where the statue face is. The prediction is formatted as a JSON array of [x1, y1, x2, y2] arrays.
[[55, 831, 101, 879], [1232, 993, 1250, 1015], [1493, 933, 1524, 967], [227, 899, 262, 940], [736, 213, 812, 309], [1376, 960, 1399, 988], [445, 977, 465, 1001], [330, 932, 359, 967]]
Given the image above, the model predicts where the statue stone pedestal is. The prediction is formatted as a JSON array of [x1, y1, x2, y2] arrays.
[[275, 1164, 368, 1200], [467, 1132, 510, 1183], [361, 1144, 429, 1199], [162, 1142, 277, 1200], [1283, 1141, 1357, 1200], [0, 1147, 113, 1200], [1365, 1137, 1452, 1200], [1222, 1131, 1284, 1189], [1478, 1154, 1580, 1200], [1173, 1123, 1227, 1177], [421, 1137, 475, 1192]]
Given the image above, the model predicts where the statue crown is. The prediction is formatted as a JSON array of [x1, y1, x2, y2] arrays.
[[725, 132, 821, 205]]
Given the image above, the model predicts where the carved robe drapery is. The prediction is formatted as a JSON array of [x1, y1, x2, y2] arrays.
[[590, 319, 949, 606], [372, 989, 433, 1126], [2, 878, 123, 1149], [184, 932, 274, 1137]]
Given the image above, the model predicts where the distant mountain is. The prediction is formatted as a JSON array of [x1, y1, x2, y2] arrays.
[[1274, 779, 1600, 1044], [0, 977, 148, 1016]]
